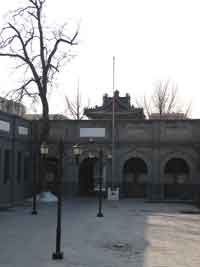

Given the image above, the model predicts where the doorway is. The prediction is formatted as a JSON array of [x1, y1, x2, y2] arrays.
[[123, 157, 148, 198], [164, 157, 191, 200], [78, 157, 98, 196]]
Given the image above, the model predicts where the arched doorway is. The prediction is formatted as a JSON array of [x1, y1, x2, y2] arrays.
[[163, 158, 191, 200], [78, 157, 98, 196], [123, 157, 148, 198]]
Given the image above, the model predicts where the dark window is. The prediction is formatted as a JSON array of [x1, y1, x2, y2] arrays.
[[17, 152, 22, 184], [65, 128, 68, 137], [0, 150, 1, 182], [4, 150, 10, 184], [24, 155, 30, 181]]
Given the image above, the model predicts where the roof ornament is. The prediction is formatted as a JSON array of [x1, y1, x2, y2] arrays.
[[114, 90, 119, 97]]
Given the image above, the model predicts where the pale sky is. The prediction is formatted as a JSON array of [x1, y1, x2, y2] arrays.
[[0, 0, 200, 117]]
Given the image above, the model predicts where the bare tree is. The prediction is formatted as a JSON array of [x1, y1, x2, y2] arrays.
[[0, 0, 78, 142], [135, 80, 191, 119], [65, 80, 90, 120]]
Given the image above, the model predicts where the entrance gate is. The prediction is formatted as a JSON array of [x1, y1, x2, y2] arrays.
[[164, 158, 191, 200], [78, 157, 98, 196], [123, 157, 148, 198]]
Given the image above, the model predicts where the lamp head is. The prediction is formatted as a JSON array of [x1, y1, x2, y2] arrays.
[[88, 152, 95, 159], [107, 153, 112, 159], [72, 144, 82, 165], [40, 142, 48, 155]]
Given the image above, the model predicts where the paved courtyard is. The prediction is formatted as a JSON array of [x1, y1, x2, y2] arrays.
[[1, 198, 200, 267]]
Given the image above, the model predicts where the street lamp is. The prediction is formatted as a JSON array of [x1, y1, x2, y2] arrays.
[[40, 142, 49, 196], [52, 139, 64, 260], [72, 140, 104, 217], [40, 142, 49, 155], [31, 153, 38, 215], [31, 142, 48, 215], [72, 144, 82, 164], [97, 149, 104, 217]]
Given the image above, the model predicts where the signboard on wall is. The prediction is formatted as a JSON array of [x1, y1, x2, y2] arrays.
[[18, 126, 28, 135], [80, 128, 105, 137], [0, 120, 10, 132]]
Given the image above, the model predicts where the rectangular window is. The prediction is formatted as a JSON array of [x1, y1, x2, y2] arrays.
[[17, 152, 22, 184], [65, 128, 68, 137], [24, 155, 30, 181], [4, 150, 10, 184], [18, 126, 28, 136], [0, 149, 1, 183], [0, 120, 10, 132]]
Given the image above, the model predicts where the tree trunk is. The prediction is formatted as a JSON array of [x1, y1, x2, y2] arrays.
[[40, 95, 50, 143], [39, 94, 50, 194]]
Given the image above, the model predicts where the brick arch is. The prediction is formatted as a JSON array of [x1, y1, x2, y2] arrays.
[[77, 146, 112, 163], [160, 151, 198, 200], [119, 151, 152, 198], [161, 151, 196, 180], [119, 150, 152, 179]]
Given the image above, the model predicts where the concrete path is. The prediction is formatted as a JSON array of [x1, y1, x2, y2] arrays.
[[0, 198, 200, 267]]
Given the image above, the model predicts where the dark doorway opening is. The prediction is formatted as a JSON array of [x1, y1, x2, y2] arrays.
[[78, 158, 98, 196], [164, 158, 191, 200], [46, 157, 58, 194], [123, 157, 148, 198]]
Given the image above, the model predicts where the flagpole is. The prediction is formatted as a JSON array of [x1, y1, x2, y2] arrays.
[[111, 56, 115, 190]]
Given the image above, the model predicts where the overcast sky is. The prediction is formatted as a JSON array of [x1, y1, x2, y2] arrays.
[[0, 0, 200, 117]]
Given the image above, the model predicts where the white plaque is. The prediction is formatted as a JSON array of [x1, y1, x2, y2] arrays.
[[18, 126, 28, 135], [0, 120, 10, 132], [80, 128, 105, 137], [107, 187, 119, 200]]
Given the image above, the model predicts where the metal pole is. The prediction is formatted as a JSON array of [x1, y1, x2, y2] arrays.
[[111, 56, 116, 189], [97, 149, 104, 217], [52, 140, 64, 260], [31, 153, 38, 215], [10, 116, 16, 206], [159, 120, 164, 200], [31, 145, 40, 215]]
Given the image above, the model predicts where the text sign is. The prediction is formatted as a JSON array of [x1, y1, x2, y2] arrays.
[[80, 128, 105, 137], [18, 126, 28, 135], [0, 120, 10, 132]]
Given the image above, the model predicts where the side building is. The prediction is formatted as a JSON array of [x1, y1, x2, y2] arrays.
[[0, 111, 33, 205]]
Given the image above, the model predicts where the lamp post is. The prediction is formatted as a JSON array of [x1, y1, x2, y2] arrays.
[[72, 144, 82, 165], [32, 142, 48, 214], [97, 149, 103, 217], [72, 139, 105, 218], [31, 153, 38, 215], [40, 141, 49, 156], [52, 139, 64, 260], [40, 141, 48, 192]]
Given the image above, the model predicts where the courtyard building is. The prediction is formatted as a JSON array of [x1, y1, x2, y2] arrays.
[[0, 91, 200, 204]]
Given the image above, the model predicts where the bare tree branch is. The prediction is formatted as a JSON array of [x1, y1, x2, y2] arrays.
[[0, 0, 79, 141], [65, 80, 90, 120], [134, 80, 191, 119]]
